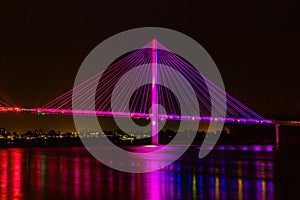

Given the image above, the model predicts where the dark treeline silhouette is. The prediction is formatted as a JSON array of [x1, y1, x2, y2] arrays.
[[0, 124, 299, 148]]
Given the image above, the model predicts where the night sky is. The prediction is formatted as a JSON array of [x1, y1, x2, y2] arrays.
[[0, 0, 299, 132]]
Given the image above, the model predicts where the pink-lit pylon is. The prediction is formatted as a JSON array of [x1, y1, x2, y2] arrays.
[[152, 39, 158, 145]]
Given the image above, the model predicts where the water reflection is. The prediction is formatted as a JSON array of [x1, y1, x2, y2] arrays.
[[0, 147, 274, 199]]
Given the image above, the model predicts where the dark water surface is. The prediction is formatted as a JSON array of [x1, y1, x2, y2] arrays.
[[0, 145, 298, 200]]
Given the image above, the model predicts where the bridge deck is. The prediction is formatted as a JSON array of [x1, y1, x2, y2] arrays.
[[1, 107, 299, 126]]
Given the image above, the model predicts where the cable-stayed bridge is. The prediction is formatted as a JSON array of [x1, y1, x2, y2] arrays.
[[0, 39, 299, 146]]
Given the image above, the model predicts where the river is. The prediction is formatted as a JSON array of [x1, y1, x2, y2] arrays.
[[0, 145, 299, 199]]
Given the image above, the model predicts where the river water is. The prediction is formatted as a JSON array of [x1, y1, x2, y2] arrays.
[[0, 145, 298, 199]]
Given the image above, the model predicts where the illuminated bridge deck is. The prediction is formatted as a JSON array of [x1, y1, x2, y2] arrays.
[[2, 107, 300, 126]]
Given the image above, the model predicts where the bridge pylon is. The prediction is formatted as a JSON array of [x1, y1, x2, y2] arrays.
[[151, 38, 159, 145]]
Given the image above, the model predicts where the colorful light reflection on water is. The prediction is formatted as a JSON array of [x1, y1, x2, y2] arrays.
[[0, 146, 275, 200]]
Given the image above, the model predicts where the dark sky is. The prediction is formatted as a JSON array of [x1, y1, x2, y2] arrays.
[[0, 0, 299, 132]]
